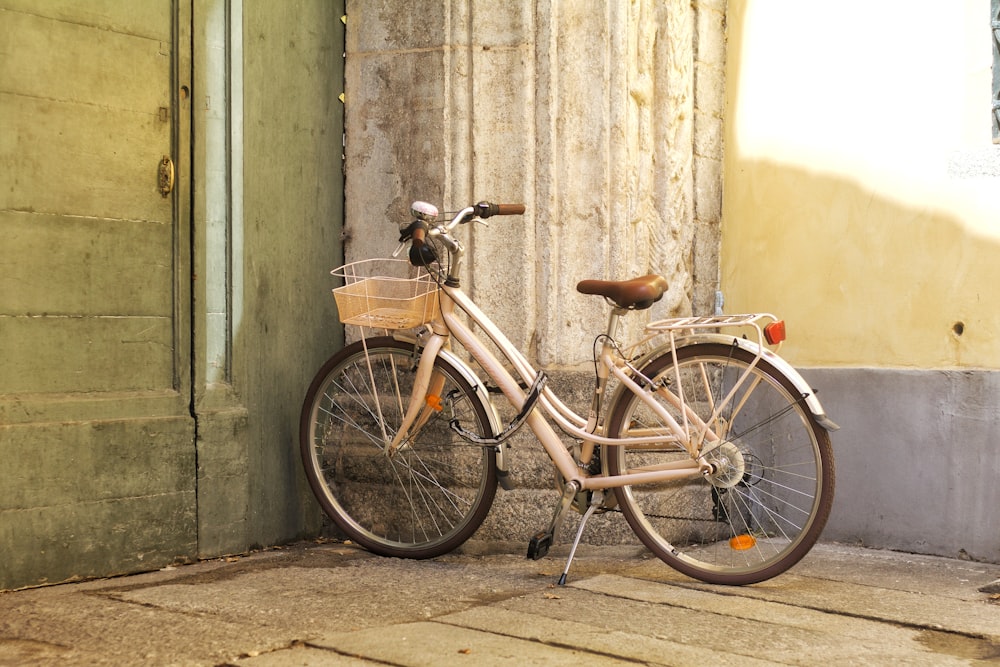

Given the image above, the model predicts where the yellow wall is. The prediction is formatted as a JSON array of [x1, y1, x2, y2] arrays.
[[722, 1, 1000, 368]]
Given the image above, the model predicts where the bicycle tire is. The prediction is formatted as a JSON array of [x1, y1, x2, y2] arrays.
[[605, 342, 835, 585], [299, 336, 498, 558]]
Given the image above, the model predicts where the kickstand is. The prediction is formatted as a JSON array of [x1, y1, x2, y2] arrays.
[[558, 502, 598, 586], [526, 481, 578, 562]]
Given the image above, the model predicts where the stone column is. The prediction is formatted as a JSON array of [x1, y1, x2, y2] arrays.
[[692, 0, 727, 316], [344, 0, 720, 365]]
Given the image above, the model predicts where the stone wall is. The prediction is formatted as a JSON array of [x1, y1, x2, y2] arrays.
[[345, 0, 726, 363], [342, 0, 727, 545]]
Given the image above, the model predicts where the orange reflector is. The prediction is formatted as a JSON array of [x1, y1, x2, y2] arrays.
[[764, 320, 786, 345], [729, 534, 756, 551], [425, 395, 443, 412]]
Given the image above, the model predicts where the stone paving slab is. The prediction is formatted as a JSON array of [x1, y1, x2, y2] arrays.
[[309, 621, 640, 667], [437, 604, 779, 666], [0, 542, 997, 666], [236, 643, 372, 666], [568, 575, 974, 665], [671, 573, 1000, 641]]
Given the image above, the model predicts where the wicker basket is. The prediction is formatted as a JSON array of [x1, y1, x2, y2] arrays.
[[331, 259, 439, 330]]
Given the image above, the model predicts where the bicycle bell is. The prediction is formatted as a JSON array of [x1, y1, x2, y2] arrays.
[[410, 201, 439, 222]]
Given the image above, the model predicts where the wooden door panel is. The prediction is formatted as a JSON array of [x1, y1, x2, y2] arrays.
[[0, 3, 177, 396], [0, 0, 194, 589]]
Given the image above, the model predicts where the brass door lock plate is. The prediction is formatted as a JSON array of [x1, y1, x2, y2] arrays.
[[158, 155, 174, 197]]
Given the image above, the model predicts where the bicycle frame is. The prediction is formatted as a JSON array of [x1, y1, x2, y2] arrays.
[[386, 281, 713, 492], [380, 202, 837, 497]]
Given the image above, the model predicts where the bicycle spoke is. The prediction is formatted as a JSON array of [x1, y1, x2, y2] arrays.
[[607, 342, 834, 584], [300, 338, 498, 558]]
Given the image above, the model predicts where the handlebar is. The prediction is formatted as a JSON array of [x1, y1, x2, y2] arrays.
[[473, 201, 526, 219], [398, 200, 525, 268]]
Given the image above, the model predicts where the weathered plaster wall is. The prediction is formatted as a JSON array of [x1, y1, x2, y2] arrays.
[[804, 368, 1000, 561], [723, 0, 1000, 370]]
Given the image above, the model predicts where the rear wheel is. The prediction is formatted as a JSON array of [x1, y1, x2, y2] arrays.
[[606, 342, 834, 584], [300, 337, 498, 558]]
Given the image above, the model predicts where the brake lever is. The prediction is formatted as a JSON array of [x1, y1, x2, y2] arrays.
[[392, 241, 407, 258]]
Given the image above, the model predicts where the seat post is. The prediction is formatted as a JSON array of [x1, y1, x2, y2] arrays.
[[580, 305, 628, 460], [591, 306, 627, 393], [605, 305, 628, 341]]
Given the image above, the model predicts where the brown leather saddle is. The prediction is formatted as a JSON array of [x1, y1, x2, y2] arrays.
[[576, 274, 668, 310]]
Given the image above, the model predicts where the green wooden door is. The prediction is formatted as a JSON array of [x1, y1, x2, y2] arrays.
[[0, 0, 195, 589]]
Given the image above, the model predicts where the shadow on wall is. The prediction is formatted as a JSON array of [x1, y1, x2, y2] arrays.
[[723, 159, 1000, 369], [722, 159, 1000, 563]]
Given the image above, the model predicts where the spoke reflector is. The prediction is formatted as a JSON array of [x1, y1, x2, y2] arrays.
[[729, 534, 757, 551]]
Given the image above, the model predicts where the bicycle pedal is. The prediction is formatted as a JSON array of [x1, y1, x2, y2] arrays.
[[526, 531, 552, 560]]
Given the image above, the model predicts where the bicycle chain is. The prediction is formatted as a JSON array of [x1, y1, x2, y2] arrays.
[[598, 505, 723, 523]]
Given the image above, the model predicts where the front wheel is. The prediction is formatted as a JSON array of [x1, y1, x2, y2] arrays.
[[299, 337, 498, 558], [605, 342, 835, 585]]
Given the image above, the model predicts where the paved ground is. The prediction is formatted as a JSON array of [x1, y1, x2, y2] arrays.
[[1, 540, 999, 666]]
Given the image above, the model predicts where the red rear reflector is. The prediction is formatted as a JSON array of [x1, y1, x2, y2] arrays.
[[764, 320, 786, 345]]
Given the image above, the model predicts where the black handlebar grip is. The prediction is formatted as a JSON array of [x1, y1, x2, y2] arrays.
[[407, 221, 440, 266], [411, 224, 427, 246]]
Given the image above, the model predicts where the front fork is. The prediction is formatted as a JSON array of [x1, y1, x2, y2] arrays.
[[384, 331, 447, 457]]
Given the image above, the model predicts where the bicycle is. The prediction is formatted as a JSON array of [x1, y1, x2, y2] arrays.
[[299, 200, 837, 585]]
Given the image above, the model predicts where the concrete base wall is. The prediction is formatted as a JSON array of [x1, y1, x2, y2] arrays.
[[801, 368, 1000, 564]]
